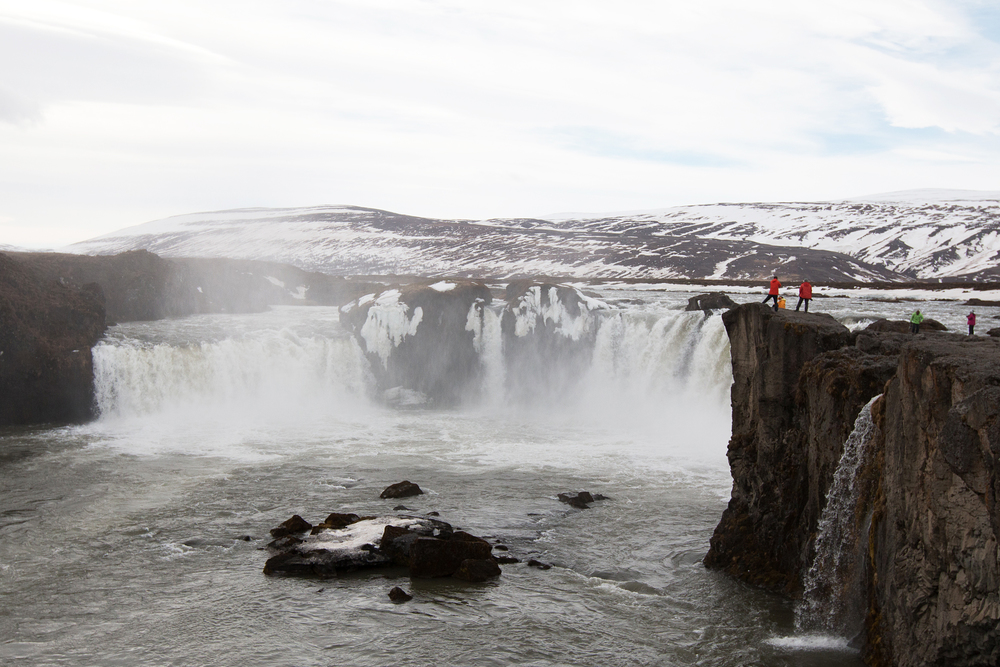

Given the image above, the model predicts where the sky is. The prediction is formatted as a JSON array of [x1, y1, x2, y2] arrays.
[[2, 0, 1000, 248]]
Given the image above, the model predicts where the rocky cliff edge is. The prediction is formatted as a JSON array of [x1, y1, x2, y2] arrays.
[[706, 302, 999, 667]]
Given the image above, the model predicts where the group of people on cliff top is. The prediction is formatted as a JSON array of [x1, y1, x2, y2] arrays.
[[762, 275, 979, 336], [910, 309, 977, 335], [761, 276, 811, 312]]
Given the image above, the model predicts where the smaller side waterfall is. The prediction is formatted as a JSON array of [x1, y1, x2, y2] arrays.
[[796, 394, 882, 637]]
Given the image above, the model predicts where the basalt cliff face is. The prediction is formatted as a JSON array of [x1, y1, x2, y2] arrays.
[[867, 338, 1000, 667], [0, 253, 106, 425], [707, 303, 1000, 667]]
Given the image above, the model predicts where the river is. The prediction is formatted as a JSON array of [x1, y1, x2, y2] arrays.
[[1, 284, 989, 666]]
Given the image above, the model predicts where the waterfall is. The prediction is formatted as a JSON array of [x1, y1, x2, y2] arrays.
[[796, 394, 881, 637], [93, 326, 372, 422], [90, 305, 733, 427]]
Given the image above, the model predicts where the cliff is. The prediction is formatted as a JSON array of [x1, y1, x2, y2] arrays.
[[339, 281, 493, 405], [0, 253, 106, 424], [12, 250, 380, 323], [866, 338, 1000, 667], [706, 303, 1000, 667]]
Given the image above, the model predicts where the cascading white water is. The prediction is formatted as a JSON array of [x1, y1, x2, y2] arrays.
[[94, 330, 371, 421], [88, 300, 733, 467], [796, 394, 882, 637], [94, 308, 730, 415], [587, 310, 732, 408]]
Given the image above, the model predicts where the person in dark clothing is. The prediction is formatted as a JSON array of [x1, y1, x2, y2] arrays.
[[968, 311, 976, 335], [762, 275, 781, 311], [795, 280, 812, 312]]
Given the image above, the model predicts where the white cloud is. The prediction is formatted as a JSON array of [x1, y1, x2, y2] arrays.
[[1, 0, 1000, 246]]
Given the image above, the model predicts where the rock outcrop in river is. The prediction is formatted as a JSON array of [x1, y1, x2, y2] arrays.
[[707, 303, 1000, 667], [500, 281, 608, 401], [339, 281, 493, 405]]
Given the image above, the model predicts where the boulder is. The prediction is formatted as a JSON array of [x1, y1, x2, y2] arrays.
[[685, 292, 737, 312], [454, 558, 502, 582], [388, 586, 412, 603], [264, 516, 439, 576], [380, 481, 423, 499], [409, 536, 494, 578], [866, 317, 947, 333], [269, 514, 313, 539], [557, 491, 608, 509], [339, 281, 493, 405]]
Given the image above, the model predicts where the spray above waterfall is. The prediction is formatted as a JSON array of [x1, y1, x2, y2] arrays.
[[90, 286, 734, 443]]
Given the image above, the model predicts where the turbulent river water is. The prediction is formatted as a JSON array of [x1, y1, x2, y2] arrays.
[[0, 284, 986, 667]]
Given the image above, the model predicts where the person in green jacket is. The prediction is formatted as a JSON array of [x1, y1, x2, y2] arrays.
[[910, 309, 924, 334]]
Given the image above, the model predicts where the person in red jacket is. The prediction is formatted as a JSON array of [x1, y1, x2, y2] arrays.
[[968, 311, 976, 335], [796, 280, 812, 312], [762, 275, 781, 311]]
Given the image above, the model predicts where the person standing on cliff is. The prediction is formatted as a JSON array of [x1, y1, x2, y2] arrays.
[[910, 309, 924, 334], [762, 275, 781, 311], [968, 311, 976, 335], [795, 280, 812, 312]]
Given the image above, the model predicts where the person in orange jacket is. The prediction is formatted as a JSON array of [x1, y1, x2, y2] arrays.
[[796, 280, 812, 312], [762, 275, 781, 311]]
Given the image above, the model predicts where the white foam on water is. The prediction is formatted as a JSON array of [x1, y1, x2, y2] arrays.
[[765, 634, 854, 652]]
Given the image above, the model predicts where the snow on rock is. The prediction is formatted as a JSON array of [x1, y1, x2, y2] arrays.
[[340, 282, 493, 405], [500, 282, 611, 402], [506, 284, 607, 341], [298, 517, 424, 555], [357, 289, 423, 368]]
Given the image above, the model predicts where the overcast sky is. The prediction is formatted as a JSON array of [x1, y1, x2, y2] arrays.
[[2, 0, 1000, 248]]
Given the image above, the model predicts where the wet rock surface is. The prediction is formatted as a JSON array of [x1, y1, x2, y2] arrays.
[[557, 491, 608, 509], [707, 303, 1000, 667], [685, 292, 737, 312], [380, 481, 423, 499], [339, 281, 492, 405], [263, 513, 500, 581], [388, 586, 412, 603]]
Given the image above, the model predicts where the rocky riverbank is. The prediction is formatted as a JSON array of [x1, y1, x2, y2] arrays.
[[705, 303, 999, 667]]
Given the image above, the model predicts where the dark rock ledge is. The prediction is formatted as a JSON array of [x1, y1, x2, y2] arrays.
[[705, 303, 1000, 667], [263, 512, 501, 582]]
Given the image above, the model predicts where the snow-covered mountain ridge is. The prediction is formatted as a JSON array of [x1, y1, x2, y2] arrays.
[[63, 190, 1000, 281]]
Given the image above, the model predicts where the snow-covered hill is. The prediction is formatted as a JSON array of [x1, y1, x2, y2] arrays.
[[64, 190, 1000, 282]]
